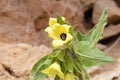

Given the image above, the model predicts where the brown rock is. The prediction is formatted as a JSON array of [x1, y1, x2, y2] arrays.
[[35, 30, 52, 47], [93, 0, 120, 24], [80, 0, 96, 10], [0, 43, 51, 79], [0, 62, 29, 80], [0, 13, 37, 45], [0, 62, 15, 80], [24, 0, 50, 31], [0, 0, 37, 45], [96, 43, 107, 51], [92, 58, 120, 80], [24, 0, 84, 32], [0, 13, 36, 45], [103, 24, 120, 39], [114, 0, 120, 7], [105, 37, 120, 59]]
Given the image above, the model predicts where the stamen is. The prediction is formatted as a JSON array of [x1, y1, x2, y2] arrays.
[[60, 33, 67, 41]]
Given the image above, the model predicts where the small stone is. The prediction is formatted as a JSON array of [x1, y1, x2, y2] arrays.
[[93, 0, 120, 24]]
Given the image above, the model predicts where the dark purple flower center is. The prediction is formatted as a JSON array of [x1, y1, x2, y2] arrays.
[[60, 33, 67, 41]]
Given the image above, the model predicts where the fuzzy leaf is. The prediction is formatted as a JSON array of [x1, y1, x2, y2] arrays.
[[49, 49, 65, 62], [75, 41, 113, 69], [55, 75, 60, 80], [85, 9, 108, 46], [29, 55, 52, 80], [64, 50, 74, 73], [74, 56, 90, 80], [80, 65, 90, 80], [30, 49, 65, 80]]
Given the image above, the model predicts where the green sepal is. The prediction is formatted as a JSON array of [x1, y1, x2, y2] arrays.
[[55, 75, 60, 80], [75, 76, 80, 80], [69, 26, 74, 36], [73, 56, 90, 80], [63, 49, 74, 73], [49, 49, 65, 62], [76, 32, 85, 41], [80, 66, 91, 80], [56, 15, 69, 25]]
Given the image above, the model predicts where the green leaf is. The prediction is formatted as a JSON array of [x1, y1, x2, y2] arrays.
[[49, 49, 65, 62], [80, 67, 90, 80], [64, 50, 74, 73], [75, 76, 79, 80], [73, 63, 80, 75], [75, 41, 113, 69], [85, 9, 108, 46], [30, 72, 48, 80], [29, 55, 52, 80], [56, 15, 69, 25], [55, 75, 60, 80], [74, 57, 90, 80], [76, 32, 85, 41], [56, 50, 65, 62], [69, 26, 74, 36]]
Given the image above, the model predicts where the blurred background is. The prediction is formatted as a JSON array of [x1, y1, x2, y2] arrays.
[[0, 0, 120, 80]]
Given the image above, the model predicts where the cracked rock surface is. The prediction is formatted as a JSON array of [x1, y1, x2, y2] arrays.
[[0, 43, 51, 80]]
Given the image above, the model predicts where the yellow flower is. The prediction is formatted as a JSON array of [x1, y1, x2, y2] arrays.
[[42, 62, 64, 79], [45, 17, 73, 48], [63, 73, 75, 80]]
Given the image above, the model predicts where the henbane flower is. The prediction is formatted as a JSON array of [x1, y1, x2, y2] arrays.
[[45, 17, 73, 48], [42, 62, 64, 79]]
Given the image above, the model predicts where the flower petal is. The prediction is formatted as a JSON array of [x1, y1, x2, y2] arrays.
[[45, 27, 56, 39], [49, 18, 57, 27], [61, 24, 71, 33], [52, 40, 64, 48], [62, 17, 65, 21], [64, 33, 73, 43], [53, 24, 71, 36], [49, 17, 66, 27], [42, 62, 64, 79], [63, 73, 75, 80], [45, 27, 51, 32]]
